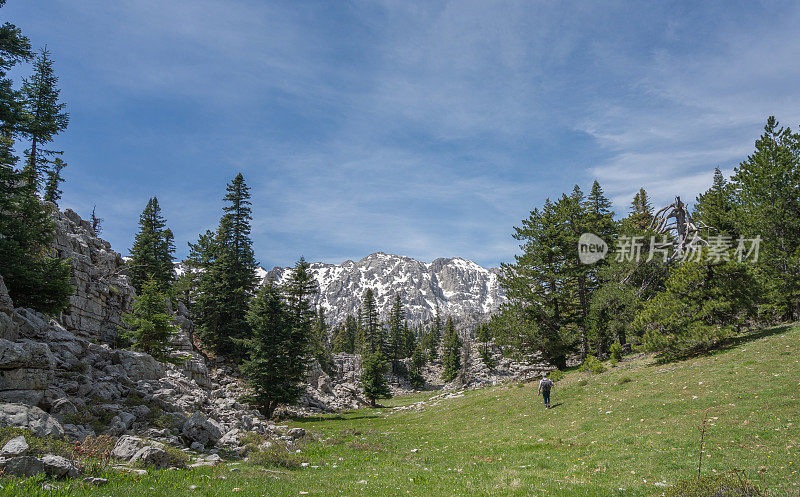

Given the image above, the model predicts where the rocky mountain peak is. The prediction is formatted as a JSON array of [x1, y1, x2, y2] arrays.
[[265, 252, 505, 326]]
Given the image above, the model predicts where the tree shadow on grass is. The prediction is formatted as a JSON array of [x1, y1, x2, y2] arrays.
[[287, 414, 381, 424], [655, 323, 797, 364]]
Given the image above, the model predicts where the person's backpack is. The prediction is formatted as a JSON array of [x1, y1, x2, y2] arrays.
[[541, 378, 554, 392]]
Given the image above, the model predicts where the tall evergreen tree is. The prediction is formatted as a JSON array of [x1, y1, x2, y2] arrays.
[[695, 168, 737, 238], [387, 294, 406, 365], [284, 257, 318, 363], [0, 2, 32, 136], [731, 117, 800, 320], [194, 174, 258, 361], [240, 282, 310, 419], [441, 317, 462, 382], [42, 157, 65, 205], [627, 188, 653, 231], [361, 351, 391, 407], [121, 277, 177, 362], [361, 289, 383, 354], [128, 197, 174, 294], [428, 307, 443, 359], [495, 197, 576, 369], [311, 306, 332, 370], [0, 18, 70, 314], [333, 314, 357, 353], [20, 47, 68, 190]]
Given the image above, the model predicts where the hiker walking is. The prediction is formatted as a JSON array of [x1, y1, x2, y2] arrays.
[[538, 373, 555, 409]]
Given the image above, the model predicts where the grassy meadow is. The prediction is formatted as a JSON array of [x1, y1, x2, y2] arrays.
[[3, 325, 799, 496]]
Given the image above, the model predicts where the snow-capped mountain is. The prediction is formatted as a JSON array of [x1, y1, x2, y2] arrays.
[[264, 252, 505, 325]]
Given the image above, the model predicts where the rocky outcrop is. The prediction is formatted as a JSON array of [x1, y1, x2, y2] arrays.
[[0, 434, 79, 478], [297, 355, 369, 413], [52, 209, 136, 345], [0, 269, 271, 448], [266, 252, 505, 326], [0, 403, 64, 438]]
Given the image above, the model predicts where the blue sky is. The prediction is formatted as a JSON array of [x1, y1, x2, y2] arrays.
[[5, 1, 800, 268]]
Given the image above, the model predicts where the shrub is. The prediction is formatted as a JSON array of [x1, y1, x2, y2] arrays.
[[408, 367, 424, 389], [161, 444, 190, 468], [548, 369, 564, 382], [666, 474, 761, 497], [610, 341, 623, 363], [250, 444, 303, 469], [0, 427, 72, 459], [479, 348, 495, 369], [617, 376, 633, 385], [579, 355, 606, 374]]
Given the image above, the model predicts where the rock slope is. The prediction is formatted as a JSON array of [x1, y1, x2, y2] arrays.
[[265, 252, 505, 325]]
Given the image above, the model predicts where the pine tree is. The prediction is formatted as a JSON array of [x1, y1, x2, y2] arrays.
[[333, 314, 357, 353], [626, 188, 653, 231], [312, 306, 332, 370], [0, 18, 70, 315], [411, 340, 426, 369], [428, 307, 443, 359], [121, 277, 177, 362], [495, 197, 577, 369], [585, 181, 615, 242], [361, 351, 391, 407], [194, 174, 258, 361], [476, 322, 494, 368], [284, 257, 318, 364], [240, 282, 309, 419], [387, 294, 405, 365], [42, 157, 65, 204], [731, 117, 800, 320], [0, 3, 32, 135], [441, 317, 462, 382], [361, 289, 383, 354], [20, 48, 68, 190], [402, 321, 415, 358], [695, 167, 737, 238], [128, 197, 174, 294]]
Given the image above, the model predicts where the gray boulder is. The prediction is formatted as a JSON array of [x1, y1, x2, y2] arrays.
[[0, 403, 64, 438], [111, 435, 148, 462], [1, 455, 44, 477], [113, 350, 164, 381], [182, 412, 222, 447], [41, 454, 80, 478], [129, 445, 173, 469], [0, 435, 29, 457]]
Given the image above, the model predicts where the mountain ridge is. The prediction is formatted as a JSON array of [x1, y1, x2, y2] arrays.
[[263, 252, 506, 326]]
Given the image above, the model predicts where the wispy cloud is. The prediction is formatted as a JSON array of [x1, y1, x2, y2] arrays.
[[7, 0, 800, 268]]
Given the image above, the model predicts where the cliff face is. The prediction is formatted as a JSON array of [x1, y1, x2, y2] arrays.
[[266, 252, 506, 326], [52, 209, 136, 345]]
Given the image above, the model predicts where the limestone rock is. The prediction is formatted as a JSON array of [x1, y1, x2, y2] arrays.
[[0, 435, 29, 457], [41, 454, 80, 478], [1, 455, 44, 477], [112, 350, 164, 382], [182, 412, 222, 447], [111, 435, 148, 462], [0, 403, 64, 438], [129, 445, 174, 469]]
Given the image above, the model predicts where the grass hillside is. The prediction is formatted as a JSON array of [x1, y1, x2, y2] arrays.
[[5, 325, 799, 496]]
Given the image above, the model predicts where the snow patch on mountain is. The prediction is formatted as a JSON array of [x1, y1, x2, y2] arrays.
[[264, 252, 505, 325]]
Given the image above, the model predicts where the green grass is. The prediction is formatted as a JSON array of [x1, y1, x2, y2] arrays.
[[3, 325, 799, 496]]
